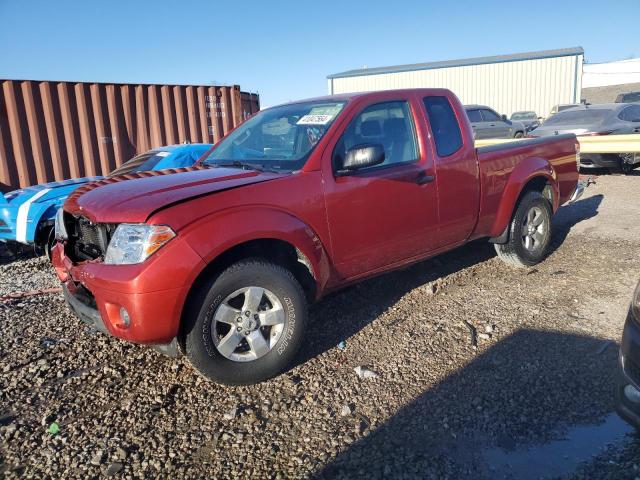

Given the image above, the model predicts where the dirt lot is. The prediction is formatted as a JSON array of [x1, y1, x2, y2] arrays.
[[1, 174, 640, 479]]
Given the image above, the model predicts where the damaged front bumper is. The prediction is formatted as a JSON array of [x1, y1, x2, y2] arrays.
[[62, 282, 182, 357], [51, 239, 206, 358]]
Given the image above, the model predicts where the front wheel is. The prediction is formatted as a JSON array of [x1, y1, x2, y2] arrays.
[[494, 191, 552, 268], [514, 131, 525, 139], [184, 259, 307, 385]]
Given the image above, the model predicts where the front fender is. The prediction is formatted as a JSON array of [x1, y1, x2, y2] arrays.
[[178, 206, 332, 296], [22, 203, 60, 244], [489, 156, 557, 238]]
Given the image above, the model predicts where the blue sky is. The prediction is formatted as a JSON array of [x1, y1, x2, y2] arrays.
[[1, 0, 638, 107]]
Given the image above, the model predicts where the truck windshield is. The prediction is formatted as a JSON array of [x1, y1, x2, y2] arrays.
[[202, 101, 346, 171]]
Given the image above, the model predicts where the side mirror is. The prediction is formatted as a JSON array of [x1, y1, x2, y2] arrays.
[[501, 114, 507, 121], [336, 144, 385, 175]]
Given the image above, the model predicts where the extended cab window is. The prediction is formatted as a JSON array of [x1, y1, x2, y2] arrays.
[[423, 96, 463, 157], [481, 109, 501, 122], [333, 101, 417, 170]]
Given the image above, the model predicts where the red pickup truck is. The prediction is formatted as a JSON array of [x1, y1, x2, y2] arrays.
[[52, 89, 582, 385]]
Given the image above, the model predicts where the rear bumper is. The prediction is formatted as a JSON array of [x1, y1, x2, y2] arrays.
[[616, 310, 640, 429], [52, 236, 206, 350], [568, 180, 586, 204], [579, 154, 621, 169]]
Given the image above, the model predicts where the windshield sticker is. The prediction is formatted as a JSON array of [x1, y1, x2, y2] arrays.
[[297, 114, 334, 125], [156, 151, 171, 157]]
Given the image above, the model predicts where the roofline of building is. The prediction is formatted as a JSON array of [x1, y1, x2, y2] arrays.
[[327, 47, 585, 80], [0, 78, 260, 96]]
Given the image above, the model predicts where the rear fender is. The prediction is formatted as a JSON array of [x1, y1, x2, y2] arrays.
[[489, 156, 558, 238], [178, 207, 332, 295]]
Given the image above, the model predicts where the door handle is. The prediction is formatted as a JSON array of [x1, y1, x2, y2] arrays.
[[416, 172, 435, 185]]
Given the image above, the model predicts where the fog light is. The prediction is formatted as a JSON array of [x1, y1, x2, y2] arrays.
[[624, 384, 640, 404], [119, 307, 131, 328]]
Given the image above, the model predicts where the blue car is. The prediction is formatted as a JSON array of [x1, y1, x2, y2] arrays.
[[0, 143, 212, 256]]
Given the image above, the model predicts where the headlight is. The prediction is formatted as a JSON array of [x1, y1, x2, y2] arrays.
[[104, 224, 175, 265], [631, 280, 640, 321], [54, 208, 67, 240]]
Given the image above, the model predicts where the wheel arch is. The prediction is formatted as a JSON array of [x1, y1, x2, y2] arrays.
[[489, 158, 558, 243], [176, 207, 332, 341], [177, 236, 321, 351]]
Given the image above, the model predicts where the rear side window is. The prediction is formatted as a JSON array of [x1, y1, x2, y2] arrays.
[[619, 105, 640, 122], [466, 109, 482, 122], [481, 109, 501, 122], [424, 96, 463, 157], [620, 92, 640, 103]]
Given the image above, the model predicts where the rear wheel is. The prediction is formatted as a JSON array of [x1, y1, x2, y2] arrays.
[[494, 191, 552, 268], [514, 131, 525, 139], [184, 259, 307, 385]]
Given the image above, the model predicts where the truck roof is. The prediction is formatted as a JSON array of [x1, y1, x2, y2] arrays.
[[464, 104, 492, 110], [271, 88, 455, 108]]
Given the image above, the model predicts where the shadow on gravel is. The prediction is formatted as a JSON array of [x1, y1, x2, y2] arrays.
[[313, 329, 632, 479], [549, 193, 603, 254], [0, 242, 38, 265], [296, 194, 603, 369], [295, 239, 496, 368]]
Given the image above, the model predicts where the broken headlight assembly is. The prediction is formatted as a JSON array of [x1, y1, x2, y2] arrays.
[[104, 224, 175, 265]]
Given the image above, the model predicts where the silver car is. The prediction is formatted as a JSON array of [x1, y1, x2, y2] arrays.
[[464, 105, 526, 139], [510, 111, 541, 133], [529, 103, 640, 173]]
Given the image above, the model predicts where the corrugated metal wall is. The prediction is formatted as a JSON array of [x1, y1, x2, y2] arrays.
[[329, 55, 583, 119], [0, 80, 260, 191]]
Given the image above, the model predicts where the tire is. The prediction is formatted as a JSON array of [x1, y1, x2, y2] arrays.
[[514, 131, 525, 139], [494, 191, 552, 268], [184, 259, 307, 385], [620, 154, 636, 175]]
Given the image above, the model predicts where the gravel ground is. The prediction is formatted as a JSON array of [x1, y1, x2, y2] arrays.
[[1, 174, 640, 479]]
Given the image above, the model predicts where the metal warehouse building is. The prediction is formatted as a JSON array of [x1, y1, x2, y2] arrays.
[[327, 47, 584, 118]]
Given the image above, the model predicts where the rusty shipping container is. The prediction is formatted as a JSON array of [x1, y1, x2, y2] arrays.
[[0, 79, 260, 191]]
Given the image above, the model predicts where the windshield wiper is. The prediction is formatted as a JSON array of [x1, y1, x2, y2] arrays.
[[212, 160, 263, 172]]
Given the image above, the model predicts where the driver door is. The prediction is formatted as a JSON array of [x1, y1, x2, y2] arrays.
[[322, 97, 439, 279]]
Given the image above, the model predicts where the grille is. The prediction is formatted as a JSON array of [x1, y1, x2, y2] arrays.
[[64, 213, 116, 262]]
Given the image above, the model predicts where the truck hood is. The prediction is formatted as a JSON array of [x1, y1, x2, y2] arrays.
[[64, 166, 288, 223]]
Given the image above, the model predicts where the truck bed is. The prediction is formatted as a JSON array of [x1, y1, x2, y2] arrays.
[[474, 134, 579, 239]]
